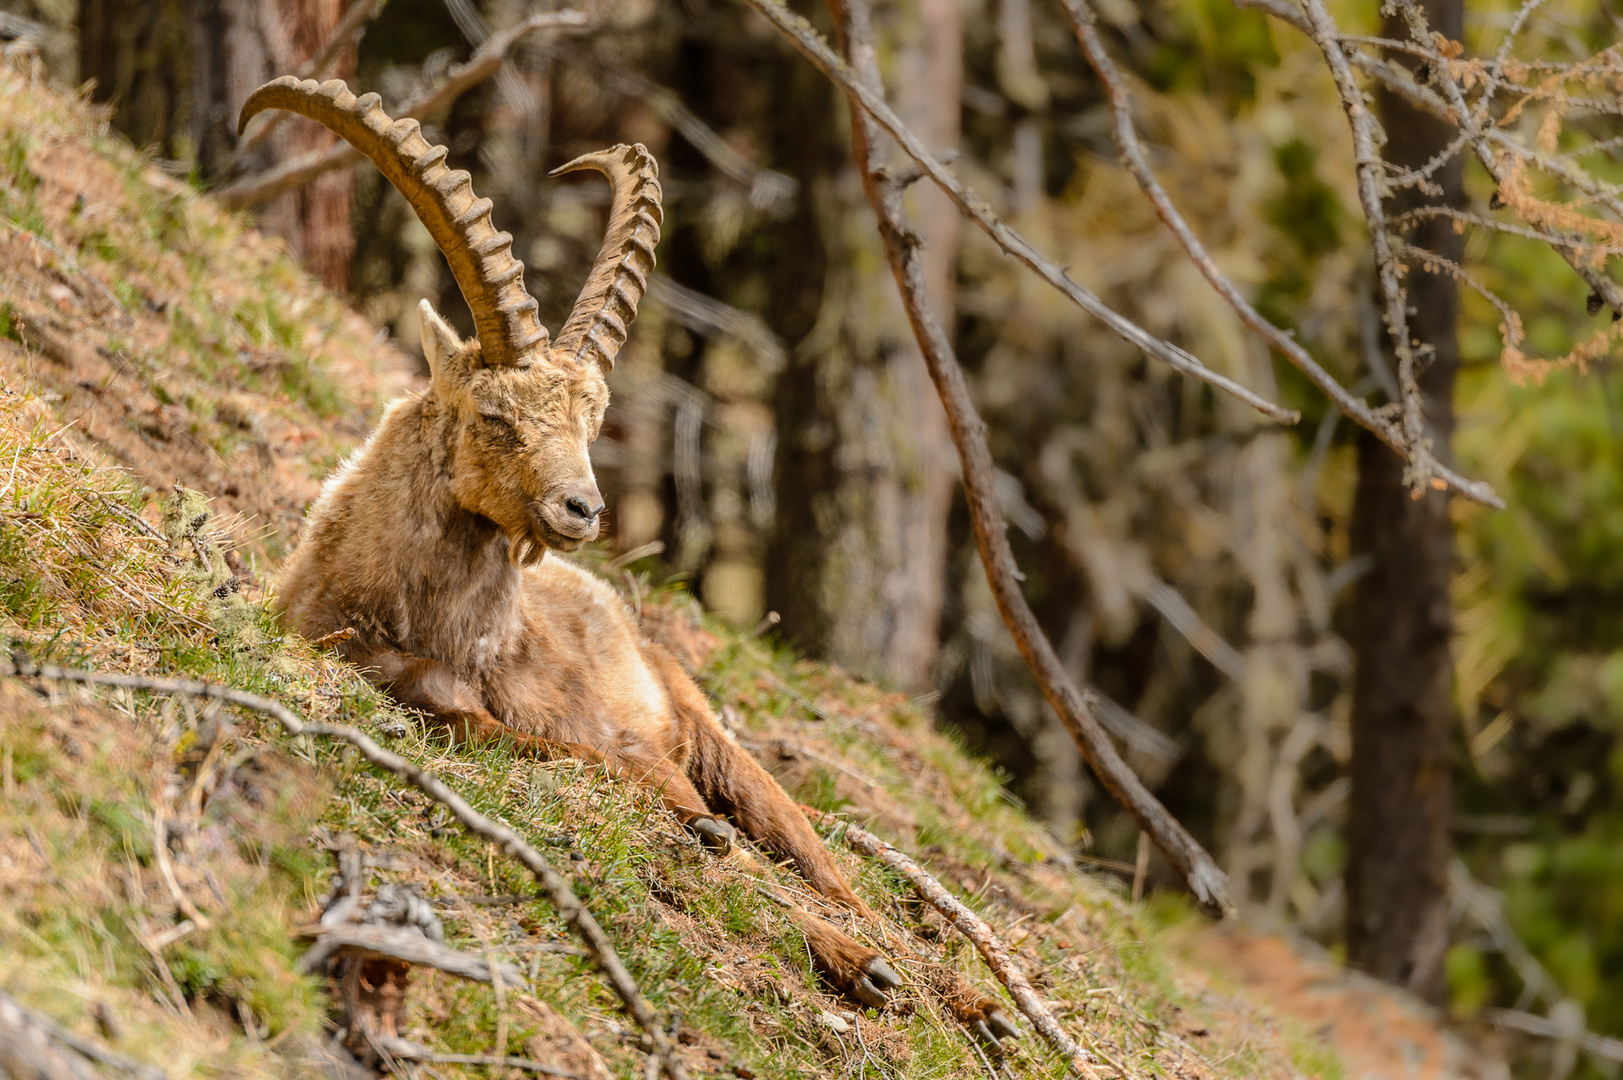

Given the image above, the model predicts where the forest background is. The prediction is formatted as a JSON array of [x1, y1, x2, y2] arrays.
[[2, 0, 1621, 1073]]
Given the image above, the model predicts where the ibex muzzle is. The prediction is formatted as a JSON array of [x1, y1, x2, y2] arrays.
[[255, 77, 1016, 1027]]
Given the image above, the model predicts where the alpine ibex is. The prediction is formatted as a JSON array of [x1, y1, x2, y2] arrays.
[[246, 77, 1017, 1018]]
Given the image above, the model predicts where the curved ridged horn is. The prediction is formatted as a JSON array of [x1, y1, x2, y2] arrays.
[[238, 77, 548, 367], [548, 144, 663, 372]]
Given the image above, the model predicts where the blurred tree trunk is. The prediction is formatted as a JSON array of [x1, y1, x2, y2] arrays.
[[1343, 0, 1462, 1005], [78, 0, 189, 153], [79, 0, 354, 289], [883, 0, 960, 689], [765, 0, 959, 690]]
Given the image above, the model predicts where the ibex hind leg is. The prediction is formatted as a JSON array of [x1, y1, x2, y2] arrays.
[[645, 644, 903, 1006]]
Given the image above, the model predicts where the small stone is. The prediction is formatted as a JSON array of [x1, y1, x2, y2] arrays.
[[819, 1010, 850, 1034]]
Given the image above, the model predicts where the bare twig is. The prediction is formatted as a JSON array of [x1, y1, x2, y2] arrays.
[[1390, 205, 1623, 252], [593, 64, 799, 214], [217, 10, 592, 208], [1058, 0, 1503, 507], [1233, 0, 1623, 325], [820, 0, 1232, 917], [2, 656, 692, 1080], [745, 0, 1299, 426], [1294, 0, 1438, 493], [229, 0, 392, 168], [816, 812, 1101, 1079], [1482, 1007, 1623, 1064]]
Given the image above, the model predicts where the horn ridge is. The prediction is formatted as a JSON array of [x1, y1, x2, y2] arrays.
[[237, 76, 549, 367], [548, 143, 663, 373]]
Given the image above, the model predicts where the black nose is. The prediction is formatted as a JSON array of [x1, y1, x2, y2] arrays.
[[565, 494, 604, 522]]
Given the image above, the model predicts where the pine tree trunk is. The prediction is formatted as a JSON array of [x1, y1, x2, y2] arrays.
[[882, 0, 961, 689], [1343, 0, 1463, 1004]]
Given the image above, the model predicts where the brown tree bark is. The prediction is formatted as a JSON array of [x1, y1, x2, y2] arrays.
[[78, 0, 190, 153], [1343, 0, 1463, 1004]]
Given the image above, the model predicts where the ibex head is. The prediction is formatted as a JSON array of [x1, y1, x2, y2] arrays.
[[239, 78, 662, 562]]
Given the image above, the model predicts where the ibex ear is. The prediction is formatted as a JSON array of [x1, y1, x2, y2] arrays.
[[419, 300, 464, 385]]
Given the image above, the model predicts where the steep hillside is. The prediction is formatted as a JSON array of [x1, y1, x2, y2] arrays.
[[0, 53, 1472, 1080]]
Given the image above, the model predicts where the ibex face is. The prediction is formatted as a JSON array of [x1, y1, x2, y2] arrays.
[[419, 302, 608, 561], [235, 79, 662, 564]]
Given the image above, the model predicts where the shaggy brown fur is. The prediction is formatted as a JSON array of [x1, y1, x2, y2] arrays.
[[249, 76, 927, 1007]]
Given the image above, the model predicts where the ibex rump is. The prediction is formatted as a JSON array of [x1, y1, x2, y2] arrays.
[[244, 77, 962, 1009]]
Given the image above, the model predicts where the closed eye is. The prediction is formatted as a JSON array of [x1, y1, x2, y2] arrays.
[[480, 414, 521, 443]]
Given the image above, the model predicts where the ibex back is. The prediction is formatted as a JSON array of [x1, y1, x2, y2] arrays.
[[244, 77, 955, 1009]]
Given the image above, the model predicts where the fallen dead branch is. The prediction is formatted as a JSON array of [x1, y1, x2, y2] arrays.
[[372, 1036, 583, 1077], [812, 811, 1101, 1080], [217, 10, 591, 208], [2, 655, 692, 1080], [817, 0, 1233, 918], [745, 0, 1299, 428], [296, 922, 529, 986], [0, 992, 164, 1080]]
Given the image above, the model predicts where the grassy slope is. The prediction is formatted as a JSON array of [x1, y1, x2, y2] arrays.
[[0, 59, 1339, 1080]]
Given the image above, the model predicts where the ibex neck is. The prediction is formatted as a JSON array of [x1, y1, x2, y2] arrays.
[[396, 460, 527, 670]]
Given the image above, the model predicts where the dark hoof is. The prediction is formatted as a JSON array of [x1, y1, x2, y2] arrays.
[[850, 976, 888, 1008], [848, 956, 902, 1008], [690, 816, 737, 855], [970, 1007, 1022, 1056], [866, 957, 902, 990], [986, 1008, 1020, 1041]]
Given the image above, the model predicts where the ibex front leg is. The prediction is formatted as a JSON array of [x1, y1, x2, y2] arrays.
[[339, 639, 552, 752]]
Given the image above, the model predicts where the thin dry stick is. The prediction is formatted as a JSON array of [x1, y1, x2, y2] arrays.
[[1058, 0, 1503, 508], [1390, 205, 1623, 251], [1, 657, 691, 1080], [744, 0, 1298, 427], [217, 10, 591, 208], [818, 813, 1101, 1080], [822, 0, 1231, 917]]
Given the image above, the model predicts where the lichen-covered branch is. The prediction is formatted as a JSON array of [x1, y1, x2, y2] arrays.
[[1294, 0, 1436, 489], [1232, 0, 1623, 326]]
